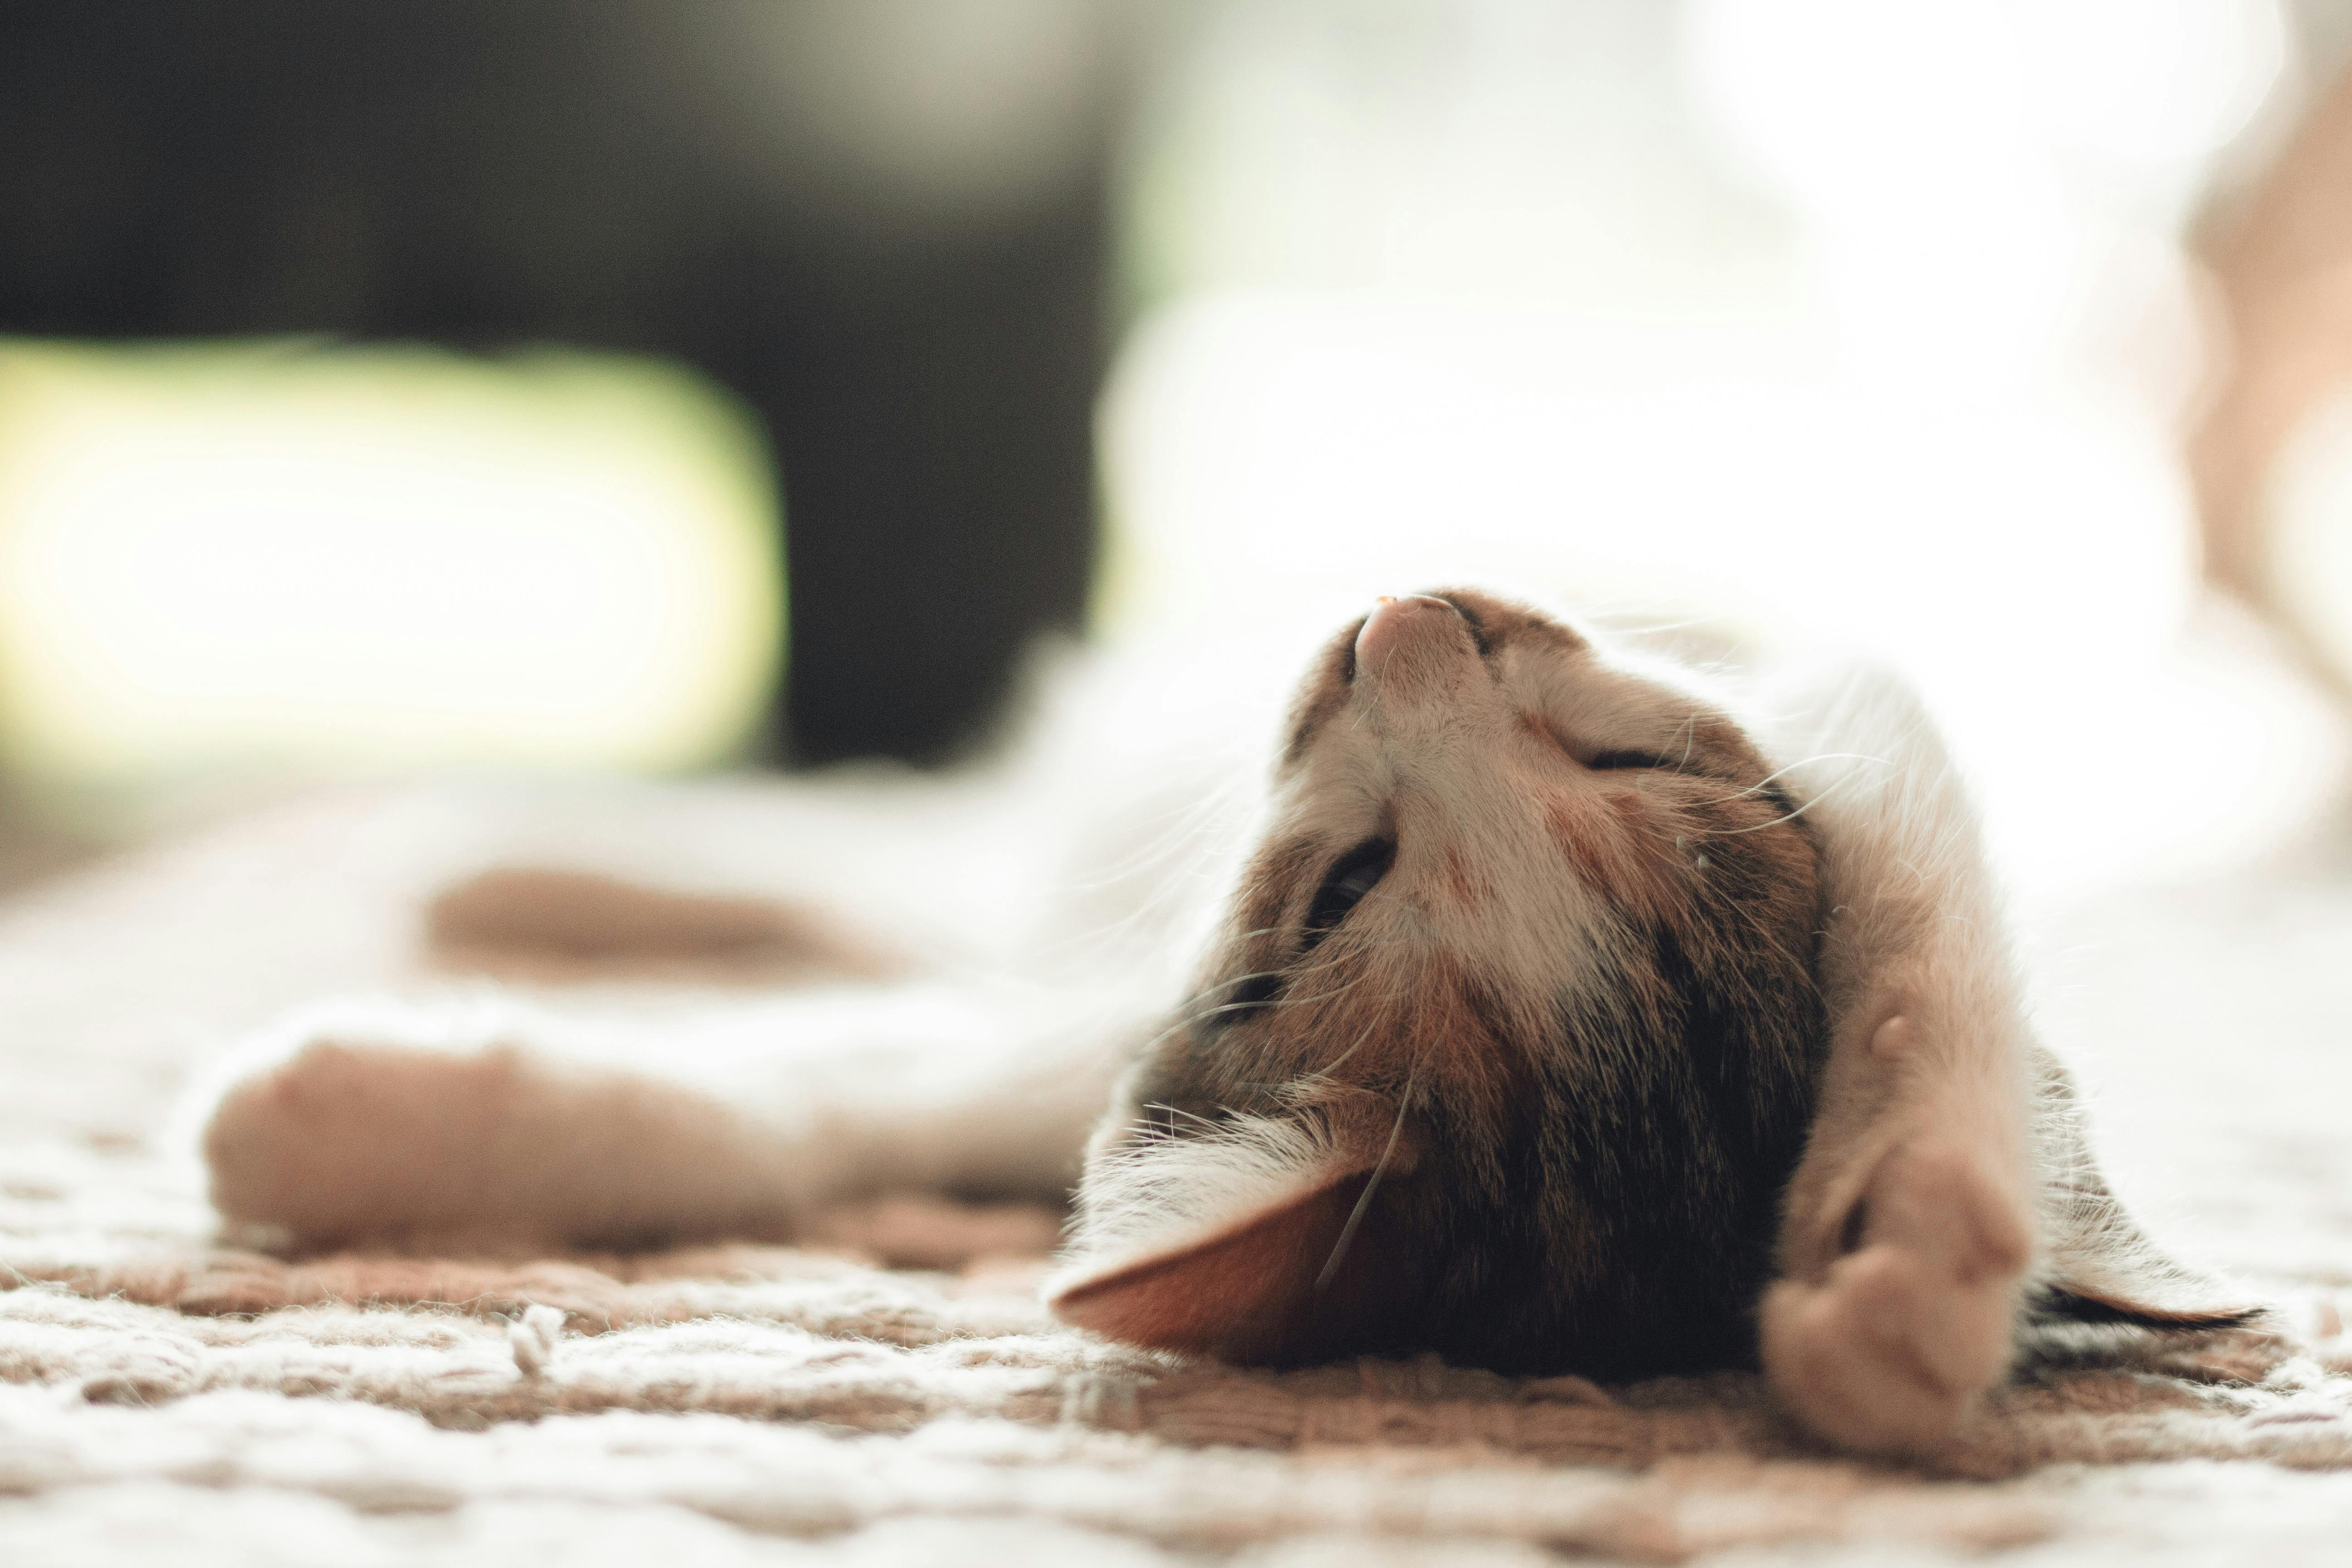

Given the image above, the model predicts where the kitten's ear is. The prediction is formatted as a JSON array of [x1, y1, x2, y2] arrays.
[[1045, 1120, 1404, 1364], [2024, 1046, 2265, 1333]]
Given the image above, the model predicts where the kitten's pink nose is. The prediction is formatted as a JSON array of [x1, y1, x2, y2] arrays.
[[1356, 594, 1470, 672]]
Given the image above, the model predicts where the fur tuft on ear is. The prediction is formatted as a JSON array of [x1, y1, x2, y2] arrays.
[[2022, 1044, 2266, 1336], [1044, 1114, 1403, 1364]]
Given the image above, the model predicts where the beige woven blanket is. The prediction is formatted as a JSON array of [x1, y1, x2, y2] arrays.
[[5, 783, 2352, 1566]]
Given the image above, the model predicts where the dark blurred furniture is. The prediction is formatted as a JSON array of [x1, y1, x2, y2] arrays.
[[0, 0, 1127, 764]]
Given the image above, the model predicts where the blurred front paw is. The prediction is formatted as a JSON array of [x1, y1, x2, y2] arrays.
[[1761, 1139, 2031, 1455], [203, 1037, 561, 1250]]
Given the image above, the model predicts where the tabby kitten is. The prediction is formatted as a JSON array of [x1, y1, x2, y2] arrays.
[[200, 588, 2255, 1456]]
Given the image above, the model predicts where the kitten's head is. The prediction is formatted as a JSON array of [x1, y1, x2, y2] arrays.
[[1049, 589, 1826, 1377]]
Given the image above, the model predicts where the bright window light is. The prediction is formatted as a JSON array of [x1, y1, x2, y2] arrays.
[[0, 341, 781, 800], [1102, 0, 2340, 900]]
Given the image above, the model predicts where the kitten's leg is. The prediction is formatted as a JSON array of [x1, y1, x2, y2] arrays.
[[202, 1018, 799, 1251], [1752, 663, 2037, 1455], [198, 985, 1133, 1253]]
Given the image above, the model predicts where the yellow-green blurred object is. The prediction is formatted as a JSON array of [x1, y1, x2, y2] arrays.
[[0, 340, 781, 798]]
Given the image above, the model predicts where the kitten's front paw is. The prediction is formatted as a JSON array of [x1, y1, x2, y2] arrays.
[[204, 1037, 578, 1250], [202, 1024, 802, 1253], [1760, 1139, 2032, 1457]]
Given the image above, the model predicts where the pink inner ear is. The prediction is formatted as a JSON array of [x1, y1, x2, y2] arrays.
[[1047, 1169, 1380, 1365]]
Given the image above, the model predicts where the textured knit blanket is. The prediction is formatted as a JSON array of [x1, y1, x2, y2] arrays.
[[5, 783, 2352, 1566]]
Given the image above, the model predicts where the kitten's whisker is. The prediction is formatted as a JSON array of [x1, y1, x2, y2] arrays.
[[1679, 750, 1891, 812], [1686, 763, 1881, 835], [1296, 1009, 1390, 1087], [1142, 1101, 1228, 1136], [1129, 957, 1382, 1059], [1315, 1075, 1415, 1294]]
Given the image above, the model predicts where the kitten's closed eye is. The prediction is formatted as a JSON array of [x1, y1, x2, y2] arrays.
[[1587, 750, 1669, 771], [1303, 838, 1395, 943]]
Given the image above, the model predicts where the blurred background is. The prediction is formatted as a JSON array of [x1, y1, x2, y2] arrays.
[[5, 0, 2352, 904]]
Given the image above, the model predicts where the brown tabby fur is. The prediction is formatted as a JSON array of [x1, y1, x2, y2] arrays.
[[1092, 590, 1827, 1375]]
